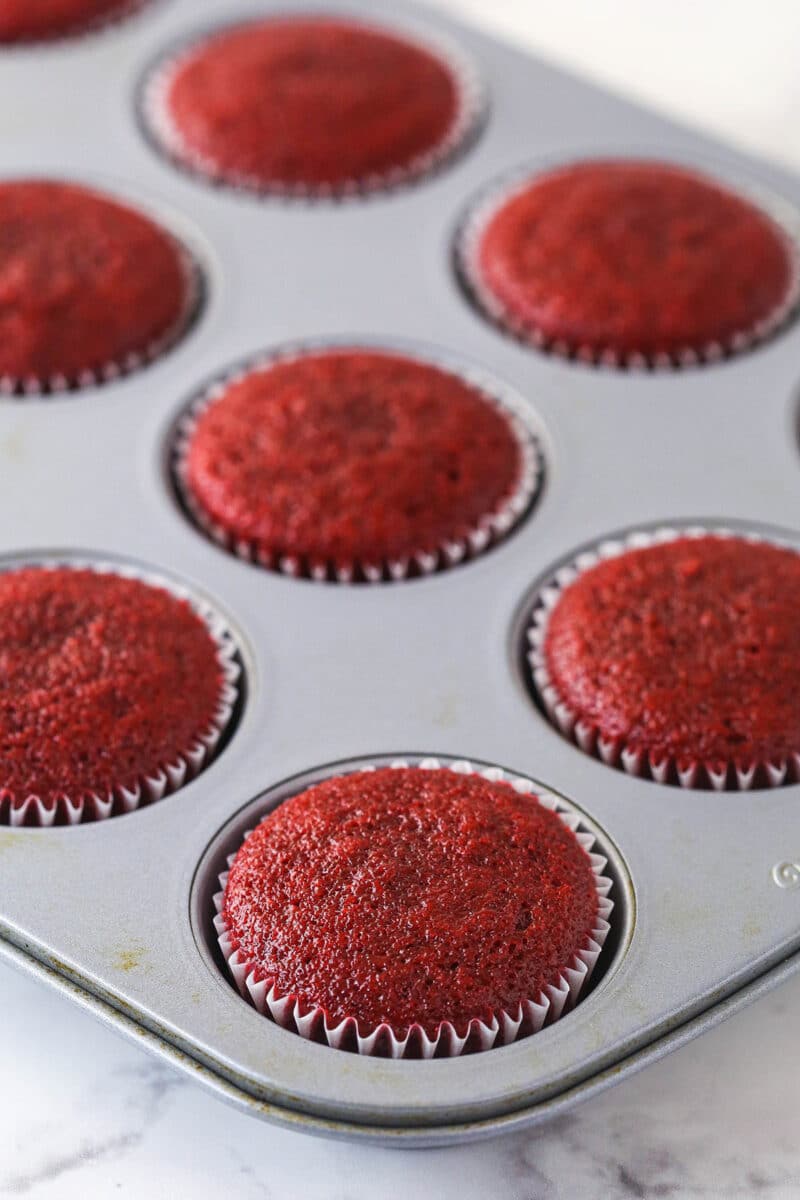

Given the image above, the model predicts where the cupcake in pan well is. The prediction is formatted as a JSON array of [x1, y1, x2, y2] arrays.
[[143, 15, 483, 198], [174, 347, 541, 582], [215, 760, 613, 1058], [0, 0, 149, 42], [458, 159, 800, 367], [0, 563, 240, 825], [0, 180, 198, 394], [528, 528, 800, 789]]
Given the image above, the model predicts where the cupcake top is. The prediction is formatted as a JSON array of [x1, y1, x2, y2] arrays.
[[180, 349, 530, 576], [0, 180, 192, 390], [541, 535, 800, 772], [0, 567, 226, 809], [148, 16, 472, 194], [223, 767, 600, 1038], [0, 0, 143, 43], [466, 160, 796, 363]]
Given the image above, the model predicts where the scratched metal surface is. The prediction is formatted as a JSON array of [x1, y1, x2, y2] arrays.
[[1, 0, 800, 1147]]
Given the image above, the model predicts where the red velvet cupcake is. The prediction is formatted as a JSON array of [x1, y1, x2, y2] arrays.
[[0, 180, 197, 394], [459, 160, 800, 366], [0, 0, 148, 43], [215, 760, 612, 1057], [528, 528, 800, 789], [143, 16, 481, 197], [175, 347, 540, 581], [0, 562, 239, 825]]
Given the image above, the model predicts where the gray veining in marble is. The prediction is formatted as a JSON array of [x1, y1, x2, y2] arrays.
[[2, 959, 799, 1198]]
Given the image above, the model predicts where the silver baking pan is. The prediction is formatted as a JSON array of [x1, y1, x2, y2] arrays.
[[2, 0, 800, 1149]]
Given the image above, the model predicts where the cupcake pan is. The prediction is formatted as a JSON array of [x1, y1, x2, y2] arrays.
[[2, 0, 800, 1148]]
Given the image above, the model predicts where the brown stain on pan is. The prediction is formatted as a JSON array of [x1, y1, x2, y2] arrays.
[[0, 424, 25, 464], [111, 942, 149, 973]]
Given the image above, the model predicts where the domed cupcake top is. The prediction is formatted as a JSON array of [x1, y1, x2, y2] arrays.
[[0, 180, 194, 391], [178, 348, 536, 579], [146, 16, 478, 195], [222, 766, 601, 1039], [463, 160, 798, 364], [0, 565, 233, 818], [537, 534, 800, 781], [0, 0, 145, 42]]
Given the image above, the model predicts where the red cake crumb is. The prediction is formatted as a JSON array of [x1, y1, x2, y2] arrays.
[[223, 767, 599, 1038], [0, 181, 190, 387], [183, 350, 524, 571], [471, 160, 794, 360], [155, 17, 464, 191], [543, 536, 800, 770], [0, 568, 224, 808], [0, 0, 143, 42]]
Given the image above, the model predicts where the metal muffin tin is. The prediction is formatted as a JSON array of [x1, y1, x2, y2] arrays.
[[2, 0, 800, 1149]]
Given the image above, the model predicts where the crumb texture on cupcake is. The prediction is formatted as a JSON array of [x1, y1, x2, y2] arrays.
[[222, 767, 600, 1039], [180, 349, 531, 577], [0, 180, 191, 390], [149, 16, 469, 193], [541, 535, 800, 776], [467, 160, 796, 362], [0, 567, 227, 819], [0, 0, 145, 42]]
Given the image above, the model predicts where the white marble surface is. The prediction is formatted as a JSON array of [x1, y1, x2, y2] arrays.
[[2, 958, 800, 1198], [434, 0, 800, 173], [4, 3, 800, 1197]]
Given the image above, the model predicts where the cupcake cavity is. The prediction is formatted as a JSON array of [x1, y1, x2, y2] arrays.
[[0, 562, 240, 825], [527, 528, 800, 789], [143, 15, 483, 197], [0, 180, 199, 394], [173, 347, 541, 581], [458, 159, 800, 366], [215, 760, 613, 1057]]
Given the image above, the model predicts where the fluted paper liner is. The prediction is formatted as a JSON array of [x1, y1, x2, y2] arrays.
[[456, 164, 800, 369], [141, 18, 485, 201], [214, 757, 613, 1058], [172, 344, 543, 583], [527, 524, 800, 790], [0, 558, 241, 826]]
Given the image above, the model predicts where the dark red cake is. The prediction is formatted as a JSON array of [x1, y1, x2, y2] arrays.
[[541, 535, 800, 777], [467, 160, 796, 363], [0, 0, 144, 42], [222, 767, 600, 1039], [0, 567, 226, 819], [0, 181, 191, 389], [149, 16, 470, 193], [181, 349, 528, 576]]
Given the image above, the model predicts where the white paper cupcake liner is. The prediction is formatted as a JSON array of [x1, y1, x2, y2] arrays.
[[455, 161, 800, 369], [0, 225, 202, 398], [140, 16, 486, 201], [214, 757, 614, 1059], [0, 556, 241, 826], [527, 523, 800, 790], [171, 343, 543, 583]]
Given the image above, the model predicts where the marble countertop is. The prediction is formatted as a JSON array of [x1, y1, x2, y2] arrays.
[[4, 3, 800, 1197], [3, 958, 800, 1198]]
